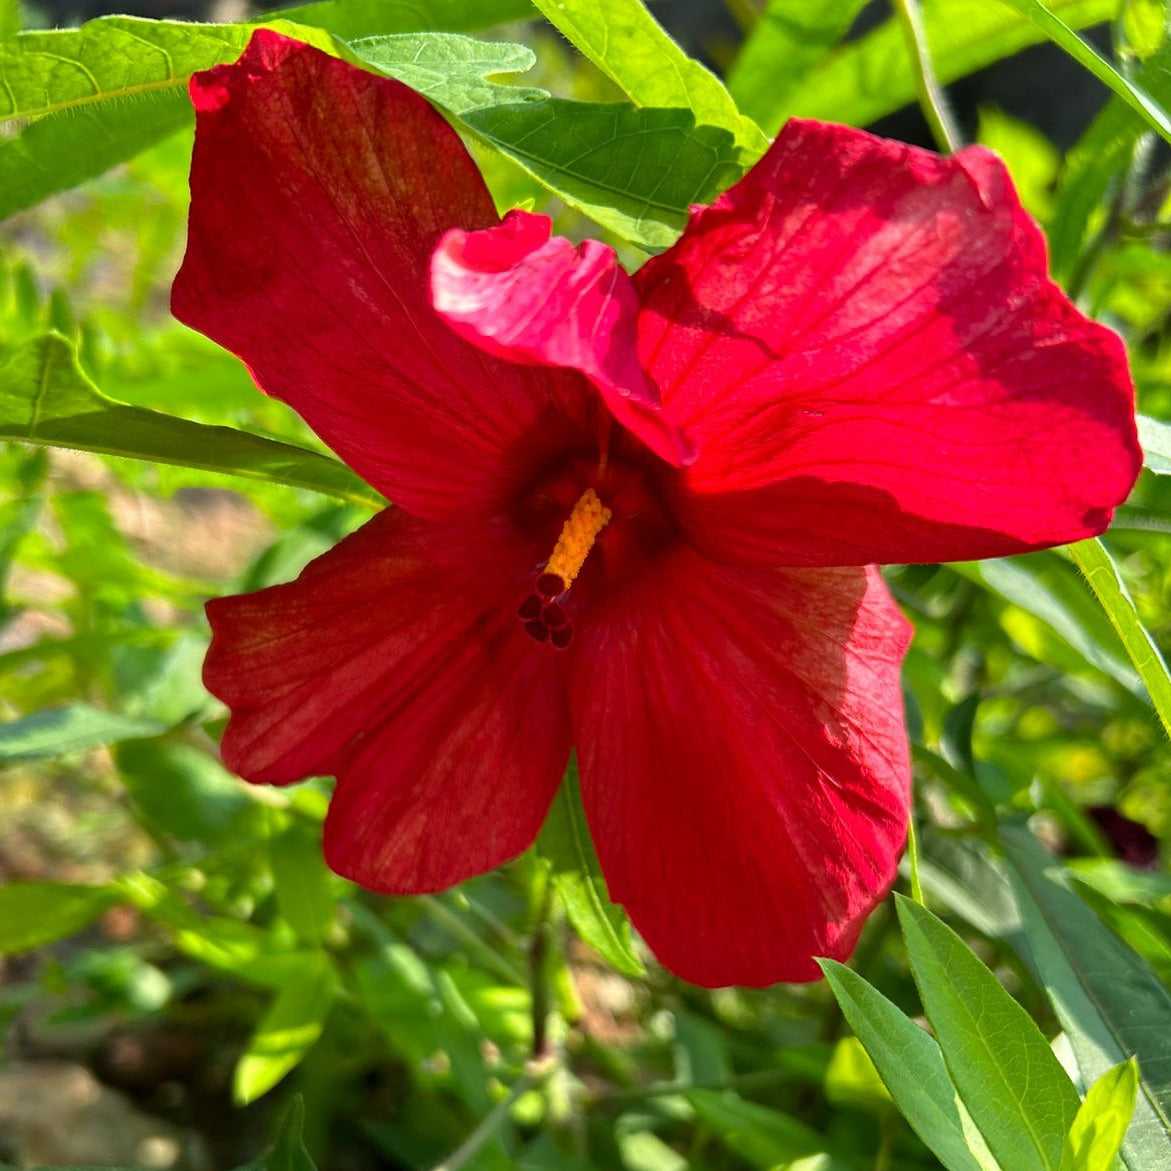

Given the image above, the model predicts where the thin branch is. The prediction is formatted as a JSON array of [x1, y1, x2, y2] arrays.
[[893, 0, 962, 153], [429, 1077, 532, 1171]]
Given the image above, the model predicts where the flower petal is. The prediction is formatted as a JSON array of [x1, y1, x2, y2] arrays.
[[570, 550, 911, 987], [431, 209, 695, 467], [637, 119, 1141, 566], [173, 31, 584, 522], [205, 507, 572, 892]]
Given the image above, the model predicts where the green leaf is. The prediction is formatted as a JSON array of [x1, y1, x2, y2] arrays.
[[686, 1090, 850, 1170], [115, 738, 264, 845], [234, 953, 336, 1104], [1062, 1060, 1139, 1171], [773, 0, 1118, 135], [0, 883, 119, 954], [237, 1096, 318, 1171], [1138, 414, 1171, 475], [345, 33, 545, 109], [819, 959, 1000, 1171], [991, 0, 1171, 143], [897, 894, 1080, 1171], [952, 556, 1143, 697], [1066, 538, 1171, 737], [0, 0, 18, 37], [1001, 825, 1171, 1171], [0, 703, 166, 762], [269, 821, 336, 947], [537, 762, 645, 978], [277, 0, 533, 38], [727, 0, 870, 128], [348, 36, 743, 249], [529, 0, 766, 154], [0, 333, 382, 507], [0, 16, 331, 218]]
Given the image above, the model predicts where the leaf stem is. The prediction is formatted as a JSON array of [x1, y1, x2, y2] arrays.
[[892, 0, 962, 153], [906, 814, 925, 905], [429, 1076, 532, 1171]]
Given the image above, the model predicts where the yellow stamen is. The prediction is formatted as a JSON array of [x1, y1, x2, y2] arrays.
[[544, 488, 612, 591]]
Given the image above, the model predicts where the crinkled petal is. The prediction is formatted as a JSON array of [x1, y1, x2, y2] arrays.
[[637, 119, 1141, 566], [205, 507, 572, 892], [173, 30, 585, 522], [570, 550, 911, 987], [431, 209, 694, 467]]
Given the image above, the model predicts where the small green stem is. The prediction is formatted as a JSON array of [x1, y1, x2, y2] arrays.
[[906, 815, 925, 905], [893, 0, 962, 153], [429, 1077, 532, 1171], [419, 895, 527, 986]]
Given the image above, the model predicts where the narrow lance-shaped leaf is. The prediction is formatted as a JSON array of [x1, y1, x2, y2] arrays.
[[1066, 538, 1171, 738], [1001, 824, 1171, 1171], [529, 0, 766, 155], [536, 761, 645, 978], [897, 894, 1080, 1171], [819, 959, 1000, 1171], [0, 703, 166, 763], [776, 0, 1118, 135], [991, 0, 1171, 143], [0, 333, 383, 507]]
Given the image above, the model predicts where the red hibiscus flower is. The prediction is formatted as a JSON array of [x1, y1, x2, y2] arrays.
[[172, 30, 1140, 987]]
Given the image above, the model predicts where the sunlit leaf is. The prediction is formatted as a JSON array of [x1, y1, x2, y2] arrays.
[[0, 333, 382, 507], [529, 0, 766, 154], [277, 0, 533, 37], [897, 895, 1080, 1171], [1138, 414, 1171, 475], [1062, 1060, 1139, 1171], [0, 883, 119, 954], [776, 0, 1118, 134], [820, 959, 1000, 1171], [1066, 538, 1171, 737], [234, 953, 337, 1104], [536, 761, 645, 978]]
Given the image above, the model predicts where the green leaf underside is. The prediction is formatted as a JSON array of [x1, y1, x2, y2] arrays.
[[773, 0, 1118, 134], [0, 333, 382, 507], [348, 36, 744, 249], [536, 763, 645, 978], [0, 702, 166, 762], [1001, 826, 1171, 1171], [1066, 539, 1171, 738], [897, 895, 1080, 1171], [1138, 414, 1171, 475], [819, 960, 998, 1171], [529, 0, 767, 155]]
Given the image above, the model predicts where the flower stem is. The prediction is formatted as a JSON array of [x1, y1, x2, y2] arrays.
[[906, 814, 925, 905], [428, 1077, 532, 1171], [892, 0, 962, 154]]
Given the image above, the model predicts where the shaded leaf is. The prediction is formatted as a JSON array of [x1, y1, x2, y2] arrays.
[[269, 821, 336, 947], [1001, 825, 1171, 1170], [0, 703, 165, 762]]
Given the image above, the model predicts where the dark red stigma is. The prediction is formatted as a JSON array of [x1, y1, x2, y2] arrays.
[[517, 589, 574, 649]]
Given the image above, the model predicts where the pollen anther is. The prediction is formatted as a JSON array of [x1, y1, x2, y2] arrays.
[[543, 488, 612, 592]]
